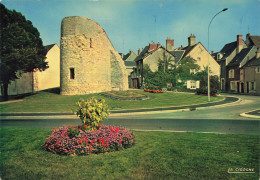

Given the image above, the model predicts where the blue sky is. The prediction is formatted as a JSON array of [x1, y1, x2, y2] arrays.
[[2, 0, 260, 54]]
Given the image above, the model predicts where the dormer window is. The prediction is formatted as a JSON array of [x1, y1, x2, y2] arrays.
[[217, 54, 221, 60]]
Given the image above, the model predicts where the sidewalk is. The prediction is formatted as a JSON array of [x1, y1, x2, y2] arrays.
[[1, 96, 239, 117]]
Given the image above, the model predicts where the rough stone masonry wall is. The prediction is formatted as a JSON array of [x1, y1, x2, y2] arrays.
[[60, 16, 128, 95]]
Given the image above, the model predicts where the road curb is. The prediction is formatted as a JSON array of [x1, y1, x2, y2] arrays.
[[240, 109, 260, 119]]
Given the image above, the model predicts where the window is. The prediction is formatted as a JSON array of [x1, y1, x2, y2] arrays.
[[217, 54, 221, 60], [230, 81, 236, 90], [240, 69, 244, 81], [229, 69, 235, 78], [187, 80, 199, 89], [256, 67, 260, 73], [70, 68, 75, 79], [251, 82, 255, 90], [190, 80, 196, 89], [190, 69, 196, 74]]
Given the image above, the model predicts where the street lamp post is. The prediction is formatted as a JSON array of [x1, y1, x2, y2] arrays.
[[207, 8, 228, 102]]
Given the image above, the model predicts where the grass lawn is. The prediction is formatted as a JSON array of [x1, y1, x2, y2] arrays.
[[0, 127, 259, 179], [0, 89, 224, 112]]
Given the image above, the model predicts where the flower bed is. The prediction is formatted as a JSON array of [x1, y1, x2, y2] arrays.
[[44, 125, 135, 155], [144, 89, 164, 93], [196, 88, 218, 97]]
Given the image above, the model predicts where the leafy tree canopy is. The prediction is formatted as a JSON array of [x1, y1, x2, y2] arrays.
[[0, 4, 47, 99], [175, 56, 200, 81]]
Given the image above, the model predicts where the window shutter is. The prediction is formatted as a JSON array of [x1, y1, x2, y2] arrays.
[[196, 81, 200, 89], [187, 80, 191, 89]]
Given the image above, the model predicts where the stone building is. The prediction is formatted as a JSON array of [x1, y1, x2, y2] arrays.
[[134, 34, 220, 89], [242, 51, 260, 95], [215, 34, 260, 94], [60, 16, 128, 95], [180, 34, 220, 77], [121, 50, 137, 88]]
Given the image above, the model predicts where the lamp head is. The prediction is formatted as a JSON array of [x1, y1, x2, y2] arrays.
[[222, 8, 228, 11]]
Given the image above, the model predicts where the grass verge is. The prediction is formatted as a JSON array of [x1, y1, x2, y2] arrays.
[[0, 127, 259, 179], [0, 89, 224, 112]]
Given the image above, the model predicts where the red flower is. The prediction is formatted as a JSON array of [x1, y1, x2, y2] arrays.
[[115, 127, 119, 133], [91, 139, 95, 144], [78, 139, 82, 144], [89, 146, 92, 152], [119, 139, 122, 143], [56, 141, 59, 145], [98, 138, 102, 143], [84, 124, 87, 129], [69, 125, 71, 128], [85, 138, 88, 145]]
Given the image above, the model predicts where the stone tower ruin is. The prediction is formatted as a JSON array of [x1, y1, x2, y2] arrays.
[[60, 16, 128, 95]]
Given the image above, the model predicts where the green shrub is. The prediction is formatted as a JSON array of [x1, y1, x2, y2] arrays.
[[67, 126, 80, 138], [74, 98, 110, 130]]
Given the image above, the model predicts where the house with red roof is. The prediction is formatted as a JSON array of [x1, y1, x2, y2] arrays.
[[134, 34, 220, 89], [216, 34, 260, 94]]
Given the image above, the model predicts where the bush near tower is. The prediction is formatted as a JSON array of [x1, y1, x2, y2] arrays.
[[44, 97, 135, 155]]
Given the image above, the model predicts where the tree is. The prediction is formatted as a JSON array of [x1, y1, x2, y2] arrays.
[[175, 56, 200, 82], [158, 55, 175, 73], [0, 4, 47, 100]]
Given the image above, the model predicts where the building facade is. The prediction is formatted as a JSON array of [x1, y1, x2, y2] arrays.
[[1, 44, 60, 96]]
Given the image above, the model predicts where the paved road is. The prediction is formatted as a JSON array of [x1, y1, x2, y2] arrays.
[[1, 94, 259, 134], [110, 94, 260, 120], [1, 118, 259, 135]]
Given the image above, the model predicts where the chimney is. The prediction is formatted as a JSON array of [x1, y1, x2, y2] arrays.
[[157, 42, 161, 48], [188, 34, 196, 46], [148, 42, 157, 52], [246, 33, 251, 46], [166, 38, 174, 50], [211, 51, 214, 54], [237, 34, 243, 54], [138, 48, 141, 55]]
